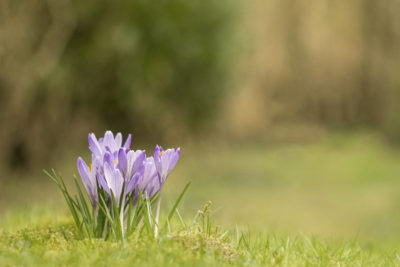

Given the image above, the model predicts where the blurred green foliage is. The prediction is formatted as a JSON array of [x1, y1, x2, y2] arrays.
[[65, 0, 232, 130], [1, 0, 400, 172], [0, 0, 235, 170]]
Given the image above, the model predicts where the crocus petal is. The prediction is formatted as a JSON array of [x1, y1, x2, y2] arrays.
[[165, 148, 180, 174], [88, 133, 102, 157], [103, 162, 123, 204], [77, 157, 93, 196], [112, 171, 123, 203], [91, 155, 102, 170], [153, 145, 163, 174], [103, 131, 115, 151], [118, 148, 128, 176], [126, 165, 144, 194], [97, 172, 110, 195], [144, 175, 160, 198], [103, 151, 113, 166], [103, 162, 115, 190], [126, 176, 136, 194], [115, 132, 122, 148], [126, 150, 146, 179], [153, 146, 180, 184], [123, 134, 132, 149], [89, 159, 98, 190], [139, 157, 160, 198], [141, 157, 157, 188], [77, 157, 97, 205]]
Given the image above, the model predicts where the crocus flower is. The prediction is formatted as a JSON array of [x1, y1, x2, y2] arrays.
[[125, 165, 145, 195], [153, 145, 180, 238], [78, 131, 180, 210], [99, 149, 144, 205], [77, 157, 98, 206], [137, 157, 160, 198], [88, 131, 131, 160], [118, 148, 146, 181], [153, 145, 180, 186], [103, 161, 124, 204], [70, 130, 183, 240]]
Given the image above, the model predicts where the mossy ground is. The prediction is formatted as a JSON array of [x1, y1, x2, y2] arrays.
[[1, 209, 399, 266]]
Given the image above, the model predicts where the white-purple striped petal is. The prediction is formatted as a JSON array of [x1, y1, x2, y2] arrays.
[[103, 162, 124, 204], [77, 157, 98, 206], [153, 145, 180, 185]]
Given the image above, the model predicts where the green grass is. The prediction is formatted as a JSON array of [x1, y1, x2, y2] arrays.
[[1, 206, 400, 266], [2, 131, 400, 265]]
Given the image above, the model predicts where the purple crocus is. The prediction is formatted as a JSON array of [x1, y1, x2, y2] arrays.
[[153, 145, 180, 238], [103, 161, 124, 204], [99, 149, 145, 206], [153, 145, 180, 186], [77, 157, 98, 206], [88, 131, 132, 160], [118, 148, 146, 194], [86, 132, 136, 203], [77, 131, 180, 210], [118, 148, 146, 181], [137, 157, 160, 198]]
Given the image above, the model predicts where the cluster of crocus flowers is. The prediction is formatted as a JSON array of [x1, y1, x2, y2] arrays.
[[46, 130, 182, 241], [77, 131, 180, 208]]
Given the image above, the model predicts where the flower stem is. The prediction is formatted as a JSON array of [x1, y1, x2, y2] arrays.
[[154, 189, 163, 238], [120, 193, 126, 239]]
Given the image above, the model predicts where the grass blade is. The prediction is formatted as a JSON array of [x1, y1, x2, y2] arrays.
[[167, 181, 191, 222]]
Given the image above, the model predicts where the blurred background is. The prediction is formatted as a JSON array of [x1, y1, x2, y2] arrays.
[[1, 0, 400, 243]]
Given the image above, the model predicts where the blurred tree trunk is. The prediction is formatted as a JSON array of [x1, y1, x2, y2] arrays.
[[0, 0, 76, 170], [359, 0, 399, 135]]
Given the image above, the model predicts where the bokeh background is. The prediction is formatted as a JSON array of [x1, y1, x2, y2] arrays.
[[1, 0, 400, 243]]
